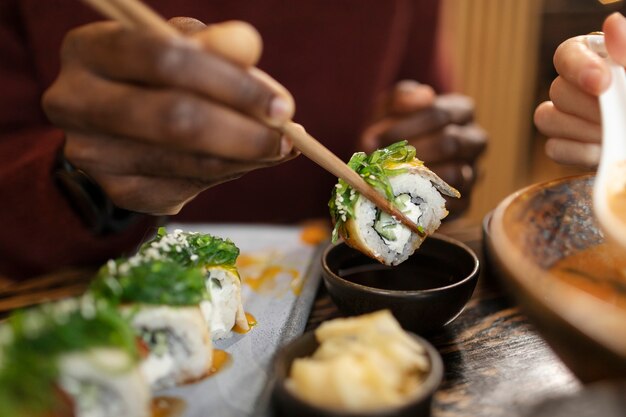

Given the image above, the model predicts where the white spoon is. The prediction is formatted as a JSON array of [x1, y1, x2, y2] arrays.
[[587, 34, 626, 249]]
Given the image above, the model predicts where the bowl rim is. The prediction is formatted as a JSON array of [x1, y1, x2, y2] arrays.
[[322, 233, 480, 297], [489, 173, 626, 356], [273, 329, 444, 416]]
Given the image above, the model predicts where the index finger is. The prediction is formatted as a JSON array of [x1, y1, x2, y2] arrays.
[[65, 22, 293, 126], [553, 35, 611, 96], [378, 108, 450, 144]]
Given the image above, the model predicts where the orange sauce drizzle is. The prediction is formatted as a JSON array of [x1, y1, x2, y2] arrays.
[[242, 263, 300, 294], [300, 223, 330, 245], [290, 273, 305, 296], [549, 242, 626, 309], [245, 266, 288, 290], [233, 312, 257, 334], [152, 397, 186, 417], [236, 254, 261, 268], [208, 349, 231, 376], [177, 349, 231, 386]]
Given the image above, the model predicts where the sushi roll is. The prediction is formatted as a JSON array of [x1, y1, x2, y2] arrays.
[[131, 305, 211, 389], [329, 141, 460, 266], [141, 228, 249, 339], [91, 256, 213, 389], [0, 298, 150, 417]]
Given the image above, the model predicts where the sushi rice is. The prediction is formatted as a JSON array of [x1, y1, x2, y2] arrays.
[[130, 305, 212, 390]]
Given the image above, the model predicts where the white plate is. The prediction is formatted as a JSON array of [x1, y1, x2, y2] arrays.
[[157, 223, 325, 417]]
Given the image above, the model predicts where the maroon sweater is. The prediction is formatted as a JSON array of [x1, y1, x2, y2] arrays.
[[0, 0, 442, 279]]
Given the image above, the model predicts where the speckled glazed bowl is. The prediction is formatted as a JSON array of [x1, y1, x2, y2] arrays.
[[487, 174, 626, 382], [272, 331, 443, 417], [322, 235, 479, 334]]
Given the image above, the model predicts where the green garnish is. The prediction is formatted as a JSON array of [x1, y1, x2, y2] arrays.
[[329, 140, 423, 242], [141, 330, 170, 357], [90, 258, 209, 306], [0, 299, 137, 417], [374, 194, 414, 241], [91, 229, 238, 306], [141, 228, 240, 267]]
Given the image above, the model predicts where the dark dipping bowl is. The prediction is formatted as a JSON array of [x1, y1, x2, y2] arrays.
[[321, 234, 480, 334], [272, 331, 443, 417]]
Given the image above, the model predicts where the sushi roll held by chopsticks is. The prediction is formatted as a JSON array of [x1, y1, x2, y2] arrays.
[[329, 141, 460, 266], [0, 298, 150, 417]]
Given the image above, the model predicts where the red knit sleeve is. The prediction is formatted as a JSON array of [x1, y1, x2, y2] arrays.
[[0, 1, 154, 280], [395, 0, 448, 93]]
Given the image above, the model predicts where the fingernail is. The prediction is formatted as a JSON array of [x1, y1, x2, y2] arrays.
[[396, 80, 421, 94], [611, 12, 626, 28], [269, 97, 293, 123]]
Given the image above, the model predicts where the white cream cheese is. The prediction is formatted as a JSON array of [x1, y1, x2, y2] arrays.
[[140, 351, 175, 388], [202, 268, 242, 339]]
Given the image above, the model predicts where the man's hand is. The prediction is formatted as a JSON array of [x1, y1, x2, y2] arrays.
[[360, 80, 487, 215], [43, 18, 297, 215]]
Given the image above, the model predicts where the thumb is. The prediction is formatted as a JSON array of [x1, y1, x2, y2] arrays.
[[193, 20, 263, 68], [604, 12, 626, 68]]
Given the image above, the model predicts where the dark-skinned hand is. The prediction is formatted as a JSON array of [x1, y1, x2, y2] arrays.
[[360, 80, 487, 215], [43, 17, 299, 215]]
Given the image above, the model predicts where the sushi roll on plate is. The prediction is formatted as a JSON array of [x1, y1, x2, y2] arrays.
[[329, 141, 460, 266], [0, 298, 150, 417], [141, 228, 249, 339], [91, 256, 213, 390]]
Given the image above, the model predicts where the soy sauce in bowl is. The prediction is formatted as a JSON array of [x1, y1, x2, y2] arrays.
[[339, 258, 463, 291], [322, 234, 479, 334]]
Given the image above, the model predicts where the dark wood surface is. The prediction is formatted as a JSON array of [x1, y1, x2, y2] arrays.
[[306, 221, 583, 417]]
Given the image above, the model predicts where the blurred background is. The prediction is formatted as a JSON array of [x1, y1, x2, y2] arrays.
[[440, 0, 625, 222]]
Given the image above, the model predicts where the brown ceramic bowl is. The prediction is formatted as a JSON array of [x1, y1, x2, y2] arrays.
[[272, 331, 443, 417], [321, 234, 479, 334], [487, 174, 626, 382]]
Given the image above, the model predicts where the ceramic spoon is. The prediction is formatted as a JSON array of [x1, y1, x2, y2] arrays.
[[586, 34, 626, 249]]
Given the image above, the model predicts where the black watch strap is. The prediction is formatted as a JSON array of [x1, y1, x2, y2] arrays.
[[54, 152, 140, 235]]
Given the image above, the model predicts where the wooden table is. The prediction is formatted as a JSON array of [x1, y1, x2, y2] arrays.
[[306, 221, 583, 417]]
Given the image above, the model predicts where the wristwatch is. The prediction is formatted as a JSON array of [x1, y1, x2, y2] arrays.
[[54, 151, 140, 235]]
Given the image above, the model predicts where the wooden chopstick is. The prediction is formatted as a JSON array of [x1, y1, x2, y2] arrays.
[[0, 268, 96, 316], [79, 0, 423, 235], [82, 0, 135, 28]]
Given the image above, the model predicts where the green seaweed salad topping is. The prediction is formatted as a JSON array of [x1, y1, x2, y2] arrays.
[[90, 229, 239, 306], [90, 256, 209, 306], [142, 227, 240, 267], [328, 140, 424, 242], [0, 299, 137, 417]]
